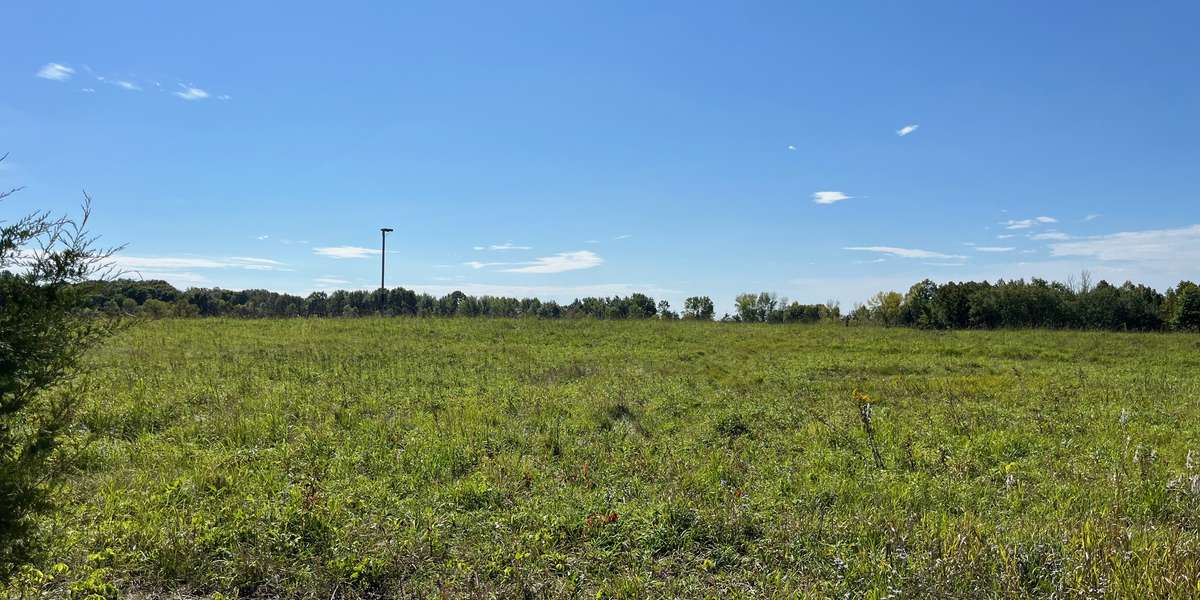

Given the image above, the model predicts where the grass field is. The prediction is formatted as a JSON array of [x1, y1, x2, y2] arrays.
[[9, 318, 1200, 598]]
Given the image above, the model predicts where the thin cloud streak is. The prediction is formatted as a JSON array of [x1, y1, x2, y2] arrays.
[[313, 246, 380, 259], [501, 250, 603, 274], [111, 255, 288, 272], [315, 277, 351, 287], [37, 63, 74, 81], [813, 191, 852, 205], [845, 246, 966, 259], [400, 281, 679, 300], [1031, 232, 1071, 241], [464, 261, 509, 269], [1048, 224, 1200, 264], [175, 86, 209, 100], [1002, 216, 1057, 230], [473, 242, 531, 251]]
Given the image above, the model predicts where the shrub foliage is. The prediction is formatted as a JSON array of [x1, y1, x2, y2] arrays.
[[0, 166, 122, 578]]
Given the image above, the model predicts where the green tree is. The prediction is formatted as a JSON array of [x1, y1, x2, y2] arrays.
[[902, 279, 938, 328], [1169, 282, 1200, 331], [868, 291, 904, 326], [657, 300, 678, 320], [141, 298, 173, 318], [735, 292, 777, 322], [682, 296, 715, 320], [626, 293, 657, 318], [1, 165, 124, 578]]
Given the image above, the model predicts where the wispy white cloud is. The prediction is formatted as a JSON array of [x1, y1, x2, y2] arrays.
[[313, 246, 380, 259], [1084, 214, 1101, 221], [114, 256, 223, 270], [93, 74, 142, 91], [896, 124, 919, 137], [228, 257, 287, 270], [813, 191, 852, 205], [1001, 216, 1057, 230], [54, 67, 229, 102], [1031, 231, 1071, 241], [37, 63, 74, 81], [614, 234, 633, 240], [787, 144, 796, 151], [1048, 224, 1200, 264], [315, 277, 351, 287], [256, 234, 270, 241], [996, 234, 1017, 239], [398, 282, 679, 301], [174, 85, 209, 100], [112, 255, 287, 272], [80, 88, 95, 93], [975, 246, 1015, 252], [845, 246, 966, 260], [583, 239, 600, 244], [473, 242, 531, 251], [463, 261, 509, 269], [501, 250, 603, 274]]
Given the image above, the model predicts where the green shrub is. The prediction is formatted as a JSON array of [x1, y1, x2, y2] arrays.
[[0, 164, 123, 579]]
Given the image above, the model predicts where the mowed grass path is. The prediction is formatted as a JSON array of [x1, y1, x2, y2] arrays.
[[14, 318, 1200, 598]]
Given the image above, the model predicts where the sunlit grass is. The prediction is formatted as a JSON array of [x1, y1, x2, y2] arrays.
[[9, 318, 1200, 598]]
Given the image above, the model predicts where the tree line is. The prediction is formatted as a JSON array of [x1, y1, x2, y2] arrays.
[[67, 274, 1200, 331], [848, 276, 1200, 332], [72, 279, 715, 320]]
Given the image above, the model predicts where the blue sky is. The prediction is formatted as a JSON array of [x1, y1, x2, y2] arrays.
[[4, 1, 1199, 314]]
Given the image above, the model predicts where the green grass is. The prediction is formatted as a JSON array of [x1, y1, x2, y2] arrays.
[[8, 318, 1200, 598]]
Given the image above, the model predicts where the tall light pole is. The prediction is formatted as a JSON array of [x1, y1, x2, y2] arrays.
[[380, 227, 394, 290]]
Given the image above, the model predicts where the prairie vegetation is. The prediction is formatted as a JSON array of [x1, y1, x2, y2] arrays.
[[6, 318, 1200, 598]]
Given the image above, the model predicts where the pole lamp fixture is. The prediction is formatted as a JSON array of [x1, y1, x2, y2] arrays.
[[380, 227, 394, 290]]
